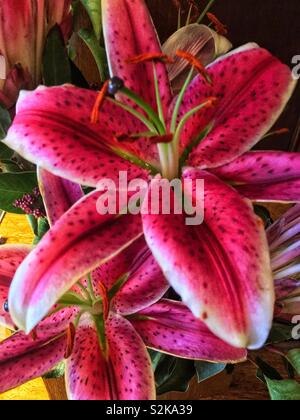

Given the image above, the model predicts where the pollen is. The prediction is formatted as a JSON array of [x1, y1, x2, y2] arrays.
[[126, 53, 175, 65], [91, 80, 109, 124], [176, 50, 212, 85], [207, 12, 228, 35]]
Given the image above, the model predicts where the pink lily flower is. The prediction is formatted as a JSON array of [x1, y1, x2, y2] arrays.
[[0, 0, 72, 89], [0, 174, 246, 400], [3, 0, 299, 350], [267, 205, 300, 317]]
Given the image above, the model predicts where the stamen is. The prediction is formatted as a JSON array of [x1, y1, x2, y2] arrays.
[[91, 80, 109, 124], [64, 323, 76, 359], [98, 283, 109, 320], [115, 132, 173, 144], [126, 53, 175, 65], [176, 50, 212, 85], [149, 134, 174, 144], [263, 128, 289, 139], [207, 12, 228, 35], [29, 329, 38, 341]]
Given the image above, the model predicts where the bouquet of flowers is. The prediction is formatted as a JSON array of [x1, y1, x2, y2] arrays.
[[0, 0, 299, 401]]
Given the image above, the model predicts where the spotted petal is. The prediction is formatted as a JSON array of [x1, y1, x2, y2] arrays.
[[0, 246, 31, 329], [102, 0, 172, 115], [142, 170, 274, 349], [0, 335, 66, 394], [4, 86, 148, 187], [176, 44, 297, 168], [211, 152, 300, 203], [8, 190, 143, 333], [38, 168, 83, 225], [66, 313, 155, 400], [132, 300, 247, 362], [92, 237, 169, 315]]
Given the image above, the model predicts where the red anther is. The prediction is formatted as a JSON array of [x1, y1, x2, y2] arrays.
[[91, 80, 109, 124], [126, 53, 175, 65], [149, 134, 174, 144], [205, 96, 218, 108], [207, 12, 228, 35], [64, 323, 76, 359], [29, 329, 38, 341], [272, 128, 290, 135], [98, 283, 109, 321], [176, 50, 212, 85]]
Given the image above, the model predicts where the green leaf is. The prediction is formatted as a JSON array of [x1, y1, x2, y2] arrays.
[[0, 160, 21, 173], [42, 25, 72, 86], [80, 0, 102, 40], [287, 349, 300, 375], [265, 377, 300, 400], [155, 356, 195, 395], [195, 361, 226, 383], [78, 28, 107, 82], [256, 357, 282, 384], [0, 172, 38, 214], [33, 218, 50, 245], [0, 105, 11, 140], [267, 323, 293, 344]]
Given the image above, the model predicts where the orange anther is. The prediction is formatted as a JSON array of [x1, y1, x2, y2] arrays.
[[126, 53, 175, 65], [91, 80, 109, 124], [207, 12, 228, 36], [98, 283, 109, 321], [176, 50, 212, 85], [64, 323, 76, 359]]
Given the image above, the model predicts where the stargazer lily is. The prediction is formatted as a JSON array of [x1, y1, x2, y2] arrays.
[[0, 173, 246, 400], [3, 0, 299, 350]]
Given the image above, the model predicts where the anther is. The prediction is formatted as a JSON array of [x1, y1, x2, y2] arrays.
[[207, 12, 228, 35], [98, 283, 109, 321], [91, 80, 109, 124], [64, 323, 76, 359], [126, 53, 175, 65], [176, 50, 212, 85]]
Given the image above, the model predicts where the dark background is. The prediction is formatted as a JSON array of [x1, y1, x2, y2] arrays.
[[145, 0, 300, 152]]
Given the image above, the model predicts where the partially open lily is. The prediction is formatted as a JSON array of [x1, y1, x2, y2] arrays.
[[267, 205, 300, 317], [0, 0, 72, 90], [0, 191, 246, 399], [3, 0, 299, 350], [163, 23, 232, 93]]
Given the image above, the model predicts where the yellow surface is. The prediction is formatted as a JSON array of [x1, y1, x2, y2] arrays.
[[0, 213, 50, 400]]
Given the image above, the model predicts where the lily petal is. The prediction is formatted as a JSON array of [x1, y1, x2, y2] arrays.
[[38, 168, 83, 225], [102, 0, 172, 115], [66, 313, 155, 400], [92, 237, 169, 315], [177, 44, 297, 168], [0, 335, 66, 394], [0, 307, 77, 364], [211, 151, 300, 203], [132, 300, 247, 362], [0, 245, 31, 329], [4, 86, 148, 187], [8, 190, 143, 333], [142, 170, 274, 349]]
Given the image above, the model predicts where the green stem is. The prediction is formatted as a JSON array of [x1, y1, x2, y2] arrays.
[[197, 0, 216, 23], [107, 97, 158, 133], [76, 281, 92, 303], [177, 7, 182, 29], [120, 87, 165, 134], [170, 67, 194, 134], [87, 273, 96, 302], [153, 64, 166, 129], [185, 4, 193, 26]]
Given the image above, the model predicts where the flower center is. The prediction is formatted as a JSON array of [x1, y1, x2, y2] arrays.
[[91, 51, 217, 180]]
